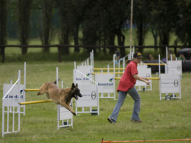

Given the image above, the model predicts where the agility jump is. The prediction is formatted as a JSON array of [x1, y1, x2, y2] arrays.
[[2, 65, 74, 137], [19, 99, 52, 105]]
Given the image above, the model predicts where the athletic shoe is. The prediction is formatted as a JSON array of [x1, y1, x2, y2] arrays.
[[107, 117, 116, 124], [130, 119, 142, 123]]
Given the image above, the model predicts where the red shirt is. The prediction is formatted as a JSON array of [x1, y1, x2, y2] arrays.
[[117, 61, 138, 92]]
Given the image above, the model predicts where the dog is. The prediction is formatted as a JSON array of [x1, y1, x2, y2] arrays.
[[37, 80, 82, 116]]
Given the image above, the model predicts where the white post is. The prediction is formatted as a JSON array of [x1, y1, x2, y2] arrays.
[[123, 57, 125, 73], [130, 0, 133, 52], [56, 67, 59, 87], [74, 61, 76, 70], [23, 62, 26, 115], [113, 54, 116, 100], [96, 84, 99, 115], [2, 94, 4, 137], [159, 55, 161, 100], [18, 70, 21, 132], [57, 105, 59, 130]]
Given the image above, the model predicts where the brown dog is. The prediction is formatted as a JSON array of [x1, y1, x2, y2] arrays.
[[37, 81, 82, 116]]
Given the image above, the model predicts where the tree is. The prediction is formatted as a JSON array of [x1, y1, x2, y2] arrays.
[[81, 0, 130, 56], [174, 0, 191, 47], [18, 0, 33, 54], [39, 0, 55, 53], [0, 0, 9, 63], [56, 0, 73, 55], [133, 0, 150, 53], [149, 0, 179, 54]]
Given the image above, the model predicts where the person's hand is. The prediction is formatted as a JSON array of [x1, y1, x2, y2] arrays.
[[145, 80, 150, 85], [143, 77, 149, 81]]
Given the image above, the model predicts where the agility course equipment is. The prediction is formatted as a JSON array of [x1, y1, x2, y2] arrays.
[[2, 70, 22, 137], [19, 99, 53, 105], [2, 65, 73, 137], [73, 62, 99, 115]]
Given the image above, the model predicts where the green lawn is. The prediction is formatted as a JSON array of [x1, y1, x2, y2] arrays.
[[0, 61, 191, 143]]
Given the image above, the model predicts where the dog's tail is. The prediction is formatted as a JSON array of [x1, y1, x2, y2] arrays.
[[53, 78, 60, 84]]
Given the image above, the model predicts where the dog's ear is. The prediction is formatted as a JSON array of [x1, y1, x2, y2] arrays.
[[72, 83, 75, 89], [76, 83, 78, 88]]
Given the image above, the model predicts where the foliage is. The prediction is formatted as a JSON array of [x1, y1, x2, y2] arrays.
[[133, 0, 150, 53], [17, 0, 33, 54], [0, 0, 9, 63], [2, 0, 191, 58], [38, 0, 55, 53], [174, 0, 191, 46]]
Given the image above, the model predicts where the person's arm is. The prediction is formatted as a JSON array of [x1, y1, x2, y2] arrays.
[[181, 55, 186, 60], [133, 74, 150, 85]]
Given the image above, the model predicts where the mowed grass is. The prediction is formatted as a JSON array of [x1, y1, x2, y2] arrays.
[[0, 61, 191, 143]]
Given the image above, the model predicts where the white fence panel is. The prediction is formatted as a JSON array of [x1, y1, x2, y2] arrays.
[[75, 84, 99, 115], [160, 74, 181, 100], [95, 74, 115, 99], [167, 60, 182, 75]]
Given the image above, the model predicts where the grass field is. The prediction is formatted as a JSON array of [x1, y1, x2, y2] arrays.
[[0, 61, 191, 143]]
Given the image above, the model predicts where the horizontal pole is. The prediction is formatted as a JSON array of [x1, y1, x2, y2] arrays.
[[139, 63, 166, 65], [25, 89, 39, 91], [92, 72, 124, 75], [115, 77, 159, 80], [19, 100, 52, 105], [93, 68, 125, 71]]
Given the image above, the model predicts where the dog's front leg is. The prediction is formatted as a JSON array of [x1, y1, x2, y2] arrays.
[[61, 103, 76, 116], [37, 83, 47, 96]]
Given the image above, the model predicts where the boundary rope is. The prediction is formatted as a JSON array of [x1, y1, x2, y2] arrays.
[[101, 138, 191, 143]]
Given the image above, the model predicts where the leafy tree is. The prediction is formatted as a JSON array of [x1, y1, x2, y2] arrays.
[[133, 0, 150, 53], [174, 0, 191, 47], [69, 0, 85, 53], [56, 0, 73, 55], [18, 0, 33, 54], [149, 0, 179, 54], [38, 0, 55, 53], [0, 0, 9, 63], [81, 0, 130, 56]]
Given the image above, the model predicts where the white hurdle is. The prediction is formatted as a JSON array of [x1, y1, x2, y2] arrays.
[[2, 70, 22, 137], [73, 62, 99, 115], [56, 67, 73, 129], [2, 64, 74, 138], [158, 55, 182, 100]]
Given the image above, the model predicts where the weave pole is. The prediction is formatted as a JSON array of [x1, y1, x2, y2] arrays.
[[101, 138, 191, 143], [19, 100, 52, 105]]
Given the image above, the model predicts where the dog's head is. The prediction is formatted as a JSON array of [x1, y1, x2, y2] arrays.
[[71, 83, 82, 100]]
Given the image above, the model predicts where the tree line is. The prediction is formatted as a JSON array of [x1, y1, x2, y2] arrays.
[[1, 0, 191, 59]]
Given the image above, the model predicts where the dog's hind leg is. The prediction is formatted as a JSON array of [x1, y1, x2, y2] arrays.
[[60, 103, 76, 116]]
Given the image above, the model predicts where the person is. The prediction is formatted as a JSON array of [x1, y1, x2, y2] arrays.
[[145, 53, 154, 60], [177, 52, 186, 60], [115, 48, 122, 65], [107, 52, 150, 123], [168, 50, 176, 60]]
